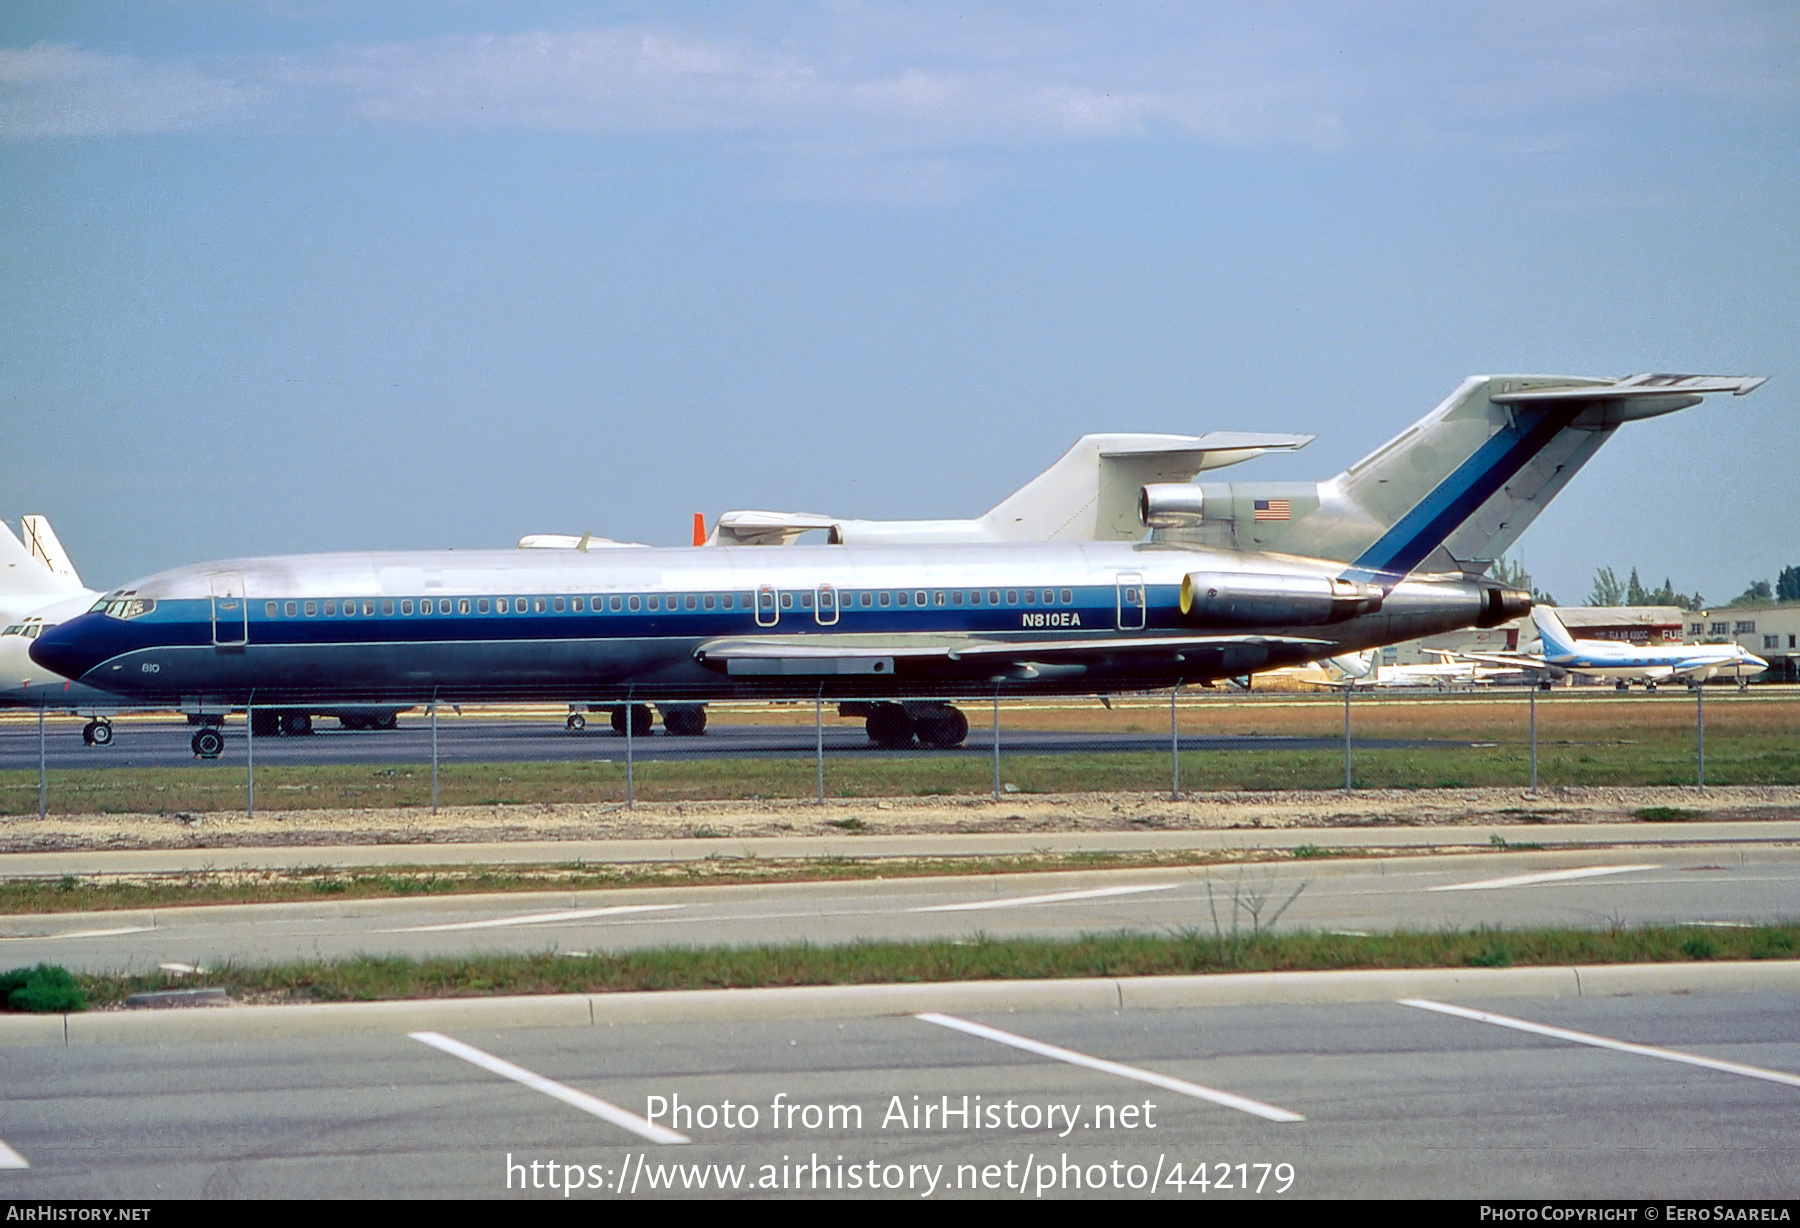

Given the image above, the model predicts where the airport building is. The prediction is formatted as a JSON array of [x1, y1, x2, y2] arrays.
[[1683, 603, 1800, 682]]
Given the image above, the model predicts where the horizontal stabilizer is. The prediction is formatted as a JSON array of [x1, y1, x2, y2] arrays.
[[1492, 374, 1767, 404], [515, 534, 648, 550]]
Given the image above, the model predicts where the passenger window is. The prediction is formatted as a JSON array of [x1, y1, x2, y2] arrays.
[[535, 598, 547, 613], [342, 601, 355, 618], [1006, 590, 1017, 604], [265, 602, 278, 617], [781, 593, 793, 609], [1023, 590, 1035, 605], [382, 600, 394, 616], [721, 594, 733, 610], [896, 591, 908, 607], [554, 597, 567, 612], [989, 590, 1000, 605], [458, 599, 471, 615], [703, 594, 715, 610], [571, 598, 583, 612], [497, 599, 509, 614], [649, 595, 660, 611], [1061, 589, 1072, 604], [401, 600, 413, 615], [968, 591, 980, 606], [951, 591, 963, 605], [325, 601, 338, 616], [860, 592, 872, 607], [363, 601, 375, 616], [1043, 589, 1054, 604], [879, 592, 891, 607], [610, 596, 622, 612], [419, 600, 433, 615], [285, 601, 298, 617], [800, 592, 812, 609], [915, 591, 927, 607], [683, 595, 696, 610], [305, 601, 318, 617], [476, 599, 490, 614], [629, 596, 641, 612]]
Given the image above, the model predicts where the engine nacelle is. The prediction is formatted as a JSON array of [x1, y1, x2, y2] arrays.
[[1179, 571, 1385, 626], [1138, 484, 1207, 528]]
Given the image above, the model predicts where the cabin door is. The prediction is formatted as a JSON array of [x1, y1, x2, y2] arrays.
[[755, 585, 779, 627], [210, 572, 248, 647], [1116, 572, 1146, 631]]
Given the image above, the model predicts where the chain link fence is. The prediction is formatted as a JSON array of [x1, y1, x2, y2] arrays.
[[1, 681, 1795, 817]]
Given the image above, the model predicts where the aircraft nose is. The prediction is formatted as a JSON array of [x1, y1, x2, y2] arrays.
[[29, 614, 114, 681]]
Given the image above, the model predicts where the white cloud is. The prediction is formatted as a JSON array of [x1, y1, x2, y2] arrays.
[[1, 4, 1793, 195], [0, 42, 255, 138]]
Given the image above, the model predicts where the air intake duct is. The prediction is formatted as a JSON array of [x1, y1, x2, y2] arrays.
[[1138, 484, 1206, 528], [1179, 571, 1384, 626]]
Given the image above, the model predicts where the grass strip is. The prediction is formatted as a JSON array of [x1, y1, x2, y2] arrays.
[[54, 923, 1800, 1010], [0, 848, 1386, 915]]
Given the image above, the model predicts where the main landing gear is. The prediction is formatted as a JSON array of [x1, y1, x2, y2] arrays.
[[567, 704, 708, 736], [854, 701, 969, 749], [191, 727, 225, 759], [81, 719, 113, 747]]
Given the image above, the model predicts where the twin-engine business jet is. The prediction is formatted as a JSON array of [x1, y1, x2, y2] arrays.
[[1465, 606, 1769, 691], [31, 373, 1764, 752]]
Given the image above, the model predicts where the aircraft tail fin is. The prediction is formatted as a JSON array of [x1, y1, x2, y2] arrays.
[[19, 516, 82, 588], [1325, 649, 1378, 682], [1531, 606, 1580, 657], [1160, 374, 1764, 579], [0, 517, 84, 603]]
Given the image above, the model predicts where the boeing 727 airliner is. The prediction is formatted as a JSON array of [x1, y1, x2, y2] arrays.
[[31, 373, 1764, 753]]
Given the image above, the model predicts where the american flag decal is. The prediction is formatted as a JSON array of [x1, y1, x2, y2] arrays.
[[1253, 498, 1291, 521]]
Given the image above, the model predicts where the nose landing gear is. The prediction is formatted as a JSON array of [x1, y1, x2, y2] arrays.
[[81, 719, 113, 747], [191, 727, 224, 758]]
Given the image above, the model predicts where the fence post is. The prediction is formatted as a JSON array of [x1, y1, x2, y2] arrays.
[[1170, 686, 1180, 801], [815, 690, 825, 804], [625, 695, 635, 810], [992, 691, 1002, 801], [37, 707, 46, 820], [430, 699, 439, 815], [1528, 683, 1538, 794], [246, 693, 255, 819], [1696, 680, 1705, 792], [1343, 684, 1353, 792]]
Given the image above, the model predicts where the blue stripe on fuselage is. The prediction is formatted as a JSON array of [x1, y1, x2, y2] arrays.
[[1348, 406, 1577, 580]]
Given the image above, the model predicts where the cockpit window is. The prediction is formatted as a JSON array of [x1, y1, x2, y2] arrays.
[[1, 625, 21, 636], [93, 598, 156, 619]]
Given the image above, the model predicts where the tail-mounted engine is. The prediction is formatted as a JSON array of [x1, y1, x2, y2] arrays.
[[1179, 571, 1384, 626]]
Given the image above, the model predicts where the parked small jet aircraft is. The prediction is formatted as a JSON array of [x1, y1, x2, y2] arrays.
[[31, 373, 1763, 756], [1461, 606, 1769, 691]]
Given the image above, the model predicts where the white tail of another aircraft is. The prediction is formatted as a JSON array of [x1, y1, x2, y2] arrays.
[[707, 432, 1313, 547], [0, 516, 87, 623]]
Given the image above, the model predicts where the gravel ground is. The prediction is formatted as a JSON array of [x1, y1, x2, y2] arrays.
[[1, 785, 1797, 853]]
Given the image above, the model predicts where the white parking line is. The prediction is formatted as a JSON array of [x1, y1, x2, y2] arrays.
[[0, 1140, 27, 1169], [916, 1012, 1305, 1122], [910, 883, 1180, 914], [410, 1031, 689, 1143], [392, 904, 684, 933], [0, 926, 155, 941], [1401, 999, 1800, 1089], [1429, 864, 1658, 892]]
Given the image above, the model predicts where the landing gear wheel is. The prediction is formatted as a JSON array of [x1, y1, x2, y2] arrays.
[[865, 704, 916, 749], [1645, 681, 1659, 692], [610, 704, 654, 737], [662, 704, 707, 737], [914, 705, 970, 748], [375, 712, 398, 731], [281, 711, 313, 736], [1615, 680, 1629, 692], [83, 720, 113, 747], [192, 727, 225, 758], [566, 713, 587, 733]]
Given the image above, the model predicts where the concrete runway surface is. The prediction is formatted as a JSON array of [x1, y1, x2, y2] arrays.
[[0, 988, 1794, 1198], [3, 845, 1794, 973]]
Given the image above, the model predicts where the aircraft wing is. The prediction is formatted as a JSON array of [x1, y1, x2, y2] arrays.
[[694, 632, 1331, 679]]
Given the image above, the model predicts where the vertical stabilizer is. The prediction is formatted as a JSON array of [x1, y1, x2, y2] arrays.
[[20, 516, 81, 588], [1532, 607, 1579, 658], [1160, 374, 1763, 579]]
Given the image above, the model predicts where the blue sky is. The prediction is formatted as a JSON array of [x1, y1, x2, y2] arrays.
[[3, 2, 1796, 606]]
